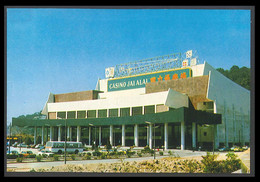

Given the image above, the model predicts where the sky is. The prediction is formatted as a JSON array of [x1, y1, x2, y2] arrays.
[[6, 8, 251, 125]]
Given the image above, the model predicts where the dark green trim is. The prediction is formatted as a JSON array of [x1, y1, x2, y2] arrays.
[[12, 107, 221, 127]]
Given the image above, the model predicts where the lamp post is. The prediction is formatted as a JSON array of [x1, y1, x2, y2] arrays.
[[145, 121, 159, 159], [57, 117, 67, 164]]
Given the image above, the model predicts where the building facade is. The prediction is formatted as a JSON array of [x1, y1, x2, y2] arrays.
[[12, 52, 250, 150]]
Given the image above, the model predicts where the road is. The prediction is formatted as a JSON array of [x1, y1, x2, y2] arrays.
[[7, 149, 210, 171]]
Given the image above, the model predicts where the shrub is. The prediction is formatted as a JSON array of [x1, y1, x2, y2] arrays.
[[53, 154, 59, 161], [16, 157, 23, 163], [159, 151, 164, 156], [7, 154, 18, 159], [92, 151, 102, 156], [71, 154, 76, 160], [36, 155, 43, 162]]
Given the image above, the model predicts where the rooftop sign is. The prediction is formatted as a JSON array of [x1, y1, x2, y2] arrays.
[[107, 68, 191, 92]]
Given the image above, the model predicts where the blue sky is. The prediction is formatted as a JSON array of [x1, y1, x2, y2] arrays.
[[7, 8, 251, 125]]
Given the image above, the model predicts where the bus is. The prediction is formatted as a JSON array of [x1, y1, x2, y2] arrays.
[[45, 141, 83, 154]]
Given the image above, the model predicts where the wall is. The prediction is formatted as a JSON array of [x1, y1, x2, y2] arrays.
[[54, 90, 100, 103]]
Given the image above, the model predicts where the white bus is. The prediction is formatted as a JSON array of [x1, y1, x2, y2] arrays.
[[45, 141, 83, 154]]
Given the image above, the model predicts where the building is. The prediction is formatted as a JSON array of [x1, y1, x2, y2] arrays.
[[12, 51, 250, 150]]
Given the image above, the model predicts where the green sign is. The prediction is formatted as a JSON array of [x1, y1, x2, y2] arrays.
[[107, 68, 191, 92]]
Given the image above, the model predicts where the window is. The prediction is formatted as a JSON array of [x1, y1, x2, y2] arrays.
[[77, 111, 86, 119], [98, 109, 107, 118], [120, 108, 130, 117], [109, 109, 118, 117], [87, 110, 96, 118], [57, 112, 66, 119], [67, 111, 76, 119], [144, 105, 155, 114], [132, 106, 142, 116]]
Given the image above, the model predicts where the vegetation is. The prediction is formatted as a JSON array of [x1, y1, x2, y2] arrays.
[[216, 65, 250, 90]]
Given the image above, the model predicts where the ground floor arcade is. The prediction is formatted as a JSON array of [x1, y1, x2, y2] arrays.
[[12, 107, 221, 150]]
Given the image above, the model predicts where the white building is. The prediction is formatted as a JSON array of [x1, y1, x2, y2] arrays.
[[12, 52, 250, 150]]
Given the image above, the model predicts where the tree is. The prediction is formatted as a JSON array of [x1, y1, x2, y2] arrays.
[[216, 65, 250, 90]]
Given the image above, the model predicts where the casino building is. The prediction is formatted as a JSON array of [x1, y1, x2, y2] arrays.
[[12, 51, 250, 150]]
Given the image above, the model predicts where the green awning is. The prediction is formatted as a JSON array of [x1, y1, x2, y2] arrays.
[[12, 107, 221, 127]]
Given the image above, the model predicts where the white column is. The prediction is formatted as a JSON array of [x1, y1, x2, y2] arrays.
[[58, 126, 61, 142], [41, 126, 44, 145], [89, 127, 91, 145], [181, 121, 185, 150], [164, 123, 168, 150], [99, 126, 102, 145], [67, 127, 70, 141], [122, 124, 125, 146], [110, 125, 113, 146], [134, 124, 138, 147], [69, 127, 72, 141], [50, 126, 53, 141], [192, 122, 196, 149], [149, 124, 152, 149], [34, 126, 37, 145], [77, 126, 81, 142]]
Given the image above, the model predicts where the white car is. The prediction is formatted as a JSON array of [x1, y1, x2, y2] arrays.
[[38, 150, 54, 157]]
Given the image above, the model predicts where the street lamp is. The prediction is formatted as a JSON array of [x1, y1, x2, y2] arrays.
[[145, 121, 160, 159], [57, 117, 67, 164]]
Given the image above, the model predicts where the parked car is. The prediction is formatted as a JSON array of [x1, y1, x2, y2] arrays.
[[218, 147, 230, 152], [17, 143, 28, 148], [234, 147, 244, 152], [38, 146, 45, 151], [7, 150, 19, 155], [12, 142, 18, 147], [38, 150, 54, 157], [35, 144, 43, 149], [20, 151, 33, 157], [242, 146, 248, 150]]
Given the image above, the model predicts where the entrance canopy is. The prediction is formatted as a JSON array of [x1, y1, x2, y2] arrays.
[[12, 107, 221, 127]]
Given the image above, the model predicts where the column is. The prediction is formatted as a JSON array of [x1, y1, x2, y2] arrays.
[[192, 122, 196, 149], [164, 123, 168, 150], [67, 127, 70, 141], [77, 126, 81, 142], [99, 126, 102, 146], [34, 126, 37, 145], [122, 125, 125, 146], [58, 126, 61, 142], [110, 125, 113, 146], [134, 124, 138, 147], [149, 124, 152, 149], [50, 126, 53, 141], [89, 127, 91, 145], [41, 126, 44, 145], [181, 121, 185, 150]]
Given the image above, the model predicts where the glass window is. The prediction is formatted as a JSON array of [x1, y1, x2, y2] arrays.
[[98, 109, 107, 118], [120, 108, 130, 117], [87, 110, 96, 118], [109, 109, 118, 117], [144, 105, 155, 114], [67, 111, 76, 119], [77, 111, 86, 119], [57, 112, 66, 119], [132, 106, 142, 116]]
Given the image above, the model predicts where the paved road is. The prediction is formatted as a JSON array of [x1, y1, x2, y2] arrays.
[[7, 149, 210, 171]]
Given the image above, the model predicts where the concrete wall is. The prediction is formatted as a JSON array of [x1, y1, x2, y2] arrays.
[[54, 90, 100, 103], [203, 62, 250, 146]]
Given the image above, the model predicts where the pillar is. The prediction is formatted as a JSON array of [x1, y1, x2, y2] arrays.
[[110, 125, 113, 146], [77, 126, 81, 142], [192, 122, 196, 149], [50, 126, 53, 141], [149, 124, 152, 149], [34, 126, 37, 145], [89, 127, 91, 145], [99, 126, 102, 146], [41, 126, 44, 145], [134, 124, 138, 147], [58, 126, 61, 142], [122, 124, 125, 146], [164, 123, 168, 150], [181, 121, 185, 150]]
